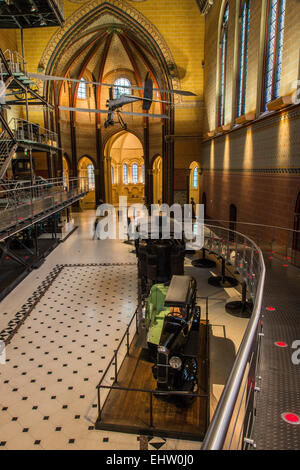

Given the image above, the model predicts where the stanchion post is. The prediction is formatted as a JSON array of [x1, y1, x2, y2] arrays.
[[97, 387, 101, 422], [114, 351, 118, 384], [126, 327, 130, 355]]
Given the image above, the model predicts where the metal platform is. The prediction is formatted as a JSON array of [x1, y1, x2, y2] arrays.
[[252, 257, 300, 450], [0, 177, 88, 241], [96, 317, 210, 442], [0, 0, 64, 29]]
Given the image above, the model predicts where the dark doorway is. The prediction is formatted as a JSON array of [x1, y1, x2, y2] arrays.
[[293, 192, 300, 266], [229, 204, 237, 240]]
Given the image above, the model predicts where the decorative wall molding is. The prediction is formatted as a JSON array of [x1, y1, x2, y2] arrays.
[[202, 105, 300, 143], [202, 167, 300, 175]]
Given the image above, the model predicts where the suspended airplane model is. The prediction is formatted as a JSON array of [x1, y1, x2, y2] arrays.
[[29, 73, 196, 130]]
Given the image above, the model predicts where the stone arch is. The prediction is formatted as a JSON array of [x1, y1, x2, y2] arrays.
[[78, 155, 96, 209], [103, 129, 144, 204], [189, 161, 201, 204], [39, 0, 181, 101]]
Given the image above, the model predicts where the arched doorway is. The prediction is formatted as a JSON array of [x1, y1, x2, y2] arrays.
[[78, 156, 96, 209], [62, 154, 70, 189], [152, 156, 163, 204], [104, 131, 144, 206], [189, 161, 201, 204]]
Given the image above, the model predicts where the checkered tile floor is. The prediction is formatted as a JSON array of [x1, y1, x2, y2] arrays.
[[0, 212, 244, 450], [0, 263, 142, 450]]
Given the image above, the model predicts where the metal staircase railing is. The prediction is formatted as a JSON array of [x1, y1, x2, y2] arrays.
[[0, 133, 17, 179]]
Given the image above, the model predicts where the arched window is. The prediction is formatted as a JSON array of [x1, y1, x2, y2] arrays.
[[87, 164, 95, 189], [123, 164, 128, 184], [114, 78, 131, 99], [78, 78, 87, 100], [193, 167, 198, 188], [237, 0, 251, 118], [262, 0, 286, 111], [219, 3, 229, 126], [142, 164, 145, 183], [132, 164, 138, 184], [111, 166, 114, 185]]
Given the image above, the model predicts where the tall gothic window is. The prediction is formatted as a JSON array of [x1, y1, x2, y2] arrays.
[[193, 167, 198, 188], [262, 0, 286, 111], [123, 164, 128, 184], [111, 166, 114, 185], [87, 164, 95, 189], [77, 78, 87, 100], [142, 164, 145, 183], [237, 0, 251, 118], [114, 78, 131, 99], [132, 164, 138, 184], [219, 3, 229, 126]]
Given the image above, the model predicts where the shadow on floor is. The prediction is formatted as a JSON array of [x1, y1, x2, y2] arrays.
[[210, 333, 236, 386]]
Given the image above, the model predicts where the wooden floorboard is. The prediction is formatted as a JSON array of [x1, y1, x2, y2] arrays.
[[96, 322, 209, 441]]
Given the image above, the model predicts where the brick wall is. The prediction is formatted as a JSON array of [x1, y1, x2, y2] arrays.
[[202, 0, 300, 231]]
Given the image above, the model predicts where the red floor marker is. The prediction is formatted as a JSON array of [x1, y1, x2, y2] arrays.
[[281, 413, 300, 425], [266, 307, 276, 311], [275, 341, 288, 348]]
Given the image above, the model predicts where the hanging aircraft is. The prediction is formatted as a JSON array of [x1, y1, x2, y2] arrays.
[[28, 73, 197, 130]]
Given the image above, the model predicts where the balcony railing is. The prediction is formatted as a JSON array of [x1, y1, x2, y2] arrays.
[[200, 224, 265, 449], [0, 177, 88, 238], [9, 118, 58, 149], [205, 219, 300, 265], [0, 50, 28, 77]]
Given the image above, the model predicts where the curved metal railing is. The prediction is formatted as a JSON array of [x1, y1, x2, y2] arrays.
[[205, 218, 300, 263], [200, 224, 266, 450]]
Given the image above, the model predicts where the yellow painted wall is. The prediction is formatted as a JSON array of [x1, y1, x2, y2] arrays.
[[18, 0, 204, 172]]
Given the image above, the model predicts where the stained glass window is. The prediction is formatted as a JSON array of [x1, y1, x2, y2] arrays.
[[237, 0, 251, 118], [123, 164, 128, 184], [219, 4, 229, 126], [132, 164, 138, 184], [263, 0, 286, 111], [114, 78, 131, 99], [142, 164, 145, 183], [77, 78, 87, 100]]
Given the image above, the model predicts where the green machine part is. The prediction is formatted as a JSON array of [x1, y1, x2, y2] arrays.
[[145, 283, 170, 346]]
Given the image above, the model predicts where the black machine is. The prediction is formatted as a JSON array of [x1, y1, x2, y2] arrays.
[[146, 275, 201, 396], [135, 215, 185, 297]]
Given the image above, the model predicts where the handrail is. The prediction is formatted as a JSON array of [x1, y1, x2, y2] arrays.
[[0, 177, 86, 195], [205, 218, 300, 234], [201, 224, 266, 450]]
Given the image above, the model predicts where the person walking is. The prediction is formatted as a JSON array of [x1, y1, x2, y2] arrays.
[[93, 217, 100, 240], [191, 197, 196, 220]]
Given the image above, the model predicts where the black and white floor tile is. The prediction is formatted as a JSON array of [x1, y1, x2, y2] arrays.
[[0, 263, 144, 450], [0, 213, 247, 450]]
